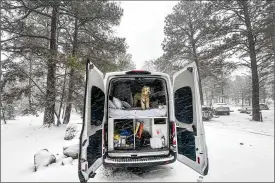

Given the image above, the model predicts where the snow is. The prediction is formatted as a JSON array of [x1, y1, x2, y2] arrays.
[[1, 107, 274, 182], [63, 139, 79, 159], [62, 157, 73, 166], [34, 149, 56, 171]]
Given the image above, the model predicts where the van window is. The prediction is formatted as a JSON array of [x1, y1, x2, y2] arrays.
[[174, 87, 193, 124], [91, 86, 105, 126], [109, 77, 168, 109]]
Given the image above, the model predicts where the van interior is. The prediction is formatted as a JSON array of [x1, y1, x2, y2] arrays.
[[107, 77, 170, 156], [109, 77, 167, 108]]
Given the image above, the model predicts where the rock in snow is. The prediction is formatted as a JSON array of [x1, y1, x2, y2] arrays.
[[34, 149, 56, 172], [63, 139, 79, 159], [61, 157, 73, 165]]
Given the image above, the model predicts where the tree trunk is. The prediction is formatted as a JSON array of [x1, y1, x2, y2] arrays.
[[43, 5, 58, 126], [0, 0, 3, 124], [241, 1, 261, 121], [191, 41, 204, 105], [63, 17, 78, 124], [263, 87, 266, 103], [271, 2, 275, 104], [62, 101, 66, 119], [188, 17, 204, 105], [63, 68, 75, 124], [221, 84, 224, 103], [210, 90, 213, 107], [1, 107, 6, 124], [241, 91, 244, 107], [28, 53, 33, 114], [57, 64, 68, 126]]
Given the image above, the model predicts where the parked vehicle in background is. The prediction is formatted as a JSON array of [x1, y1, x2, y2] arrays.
[[239, 106, 253, 114], [202, 106, 214, 121], [260, 103, 269, 110], [240, 105, 267, 114], [212, 103, 230, 115]]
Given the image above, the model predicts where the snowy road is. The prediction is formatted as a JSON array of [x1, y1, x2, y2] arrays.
[[1, 107, 274, 182]]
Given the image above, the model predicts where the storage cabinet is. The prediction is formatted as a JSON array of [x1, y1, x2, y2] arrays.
[[108, 117, 168, 151]]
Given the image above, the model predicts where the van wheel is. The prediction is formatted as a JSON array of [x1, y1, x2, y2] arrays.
[[227, 112, 230, 115]]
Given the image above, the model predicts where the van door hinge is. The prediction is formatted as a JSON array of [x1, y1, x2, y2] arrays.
[[187, 67, 193, 73], [89, 172, 96, 178], [82, 139, 87, 146], [192, 125, 197, 136], [89, 64, 94, 70]]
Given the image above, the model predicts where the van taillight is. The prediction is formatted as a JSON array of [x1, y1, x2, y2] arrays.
[[102, 128, 105, 148], [171, 121, 176, 145]]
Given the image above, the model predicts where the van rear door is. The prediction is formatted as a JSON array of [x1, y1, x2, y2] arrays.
[[173, 62, 209, 176], [79, 60, 105, 182]]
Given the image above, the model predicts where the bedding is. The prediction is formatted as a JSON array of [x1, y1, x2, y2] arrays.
[[113, 97, 124, 109], [109, 105, 167, 118], [121, 101, 131, 108], [109, 100, 116, 109]]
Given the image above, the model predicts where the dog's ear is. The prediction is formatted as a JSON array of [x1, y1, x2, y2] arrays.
[[141, 88, 145, 94]]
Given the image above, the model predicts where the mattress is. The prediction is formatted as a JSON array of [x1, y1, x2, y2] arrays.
[[109, 106, 167, 118]]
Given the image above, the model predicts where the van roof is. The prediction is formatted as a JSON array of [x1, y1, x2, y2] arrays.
[[105, 70, 170, 79]]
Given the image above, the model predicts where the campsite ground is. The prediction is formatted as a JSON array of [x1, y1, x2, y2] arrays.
[[1, 106, 274, 182]]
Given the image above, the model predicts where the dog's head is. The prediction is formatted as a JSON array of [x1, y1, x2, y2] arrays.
[[142, 86, 150, 95]]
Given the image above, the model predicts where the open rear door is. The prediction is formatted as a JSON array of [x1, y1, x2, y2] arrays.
[[173, 62, 209, 176], [78, 60, 105, 182]]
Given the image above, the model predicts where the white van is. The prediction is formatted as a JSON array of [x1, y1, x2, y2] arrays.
[[78, 60, 209, 182]]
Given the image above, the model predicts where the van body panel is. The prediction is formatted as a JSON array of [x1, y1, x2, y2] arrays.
[[78, 62, 105, 182], [173, 62, 209, 176]]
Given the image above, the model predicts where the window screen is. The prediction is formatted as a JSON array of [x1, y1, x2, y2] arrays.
[[91, 86, 105, 126], [174, 87, 193, 124]]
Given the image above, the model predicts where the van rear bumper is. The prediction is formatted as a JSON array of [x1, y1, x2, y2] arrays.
[[103, 151, 176, 168]]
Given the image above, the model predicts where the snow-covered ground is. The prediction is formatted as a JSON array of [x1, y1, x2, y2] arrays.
[[1, 106, 274, 182]]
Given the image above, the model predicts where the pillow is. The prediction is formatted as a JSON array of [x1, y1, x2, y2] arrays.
[[109, 100, 116, 109], [113, 97, 123, 109], [121, 101, 131, 108]]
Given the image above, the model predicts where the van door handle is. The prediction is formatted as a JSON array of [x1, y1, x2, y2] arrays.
[[192, 125, 197, 136]]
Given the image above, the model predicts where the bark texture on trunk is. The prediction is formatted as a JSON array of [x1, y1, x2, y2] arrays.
[[28, 54, 32, 114], [241, 1, 261, 121], [191, 37, 204, 105], [63, 17, 78, 124], [43, 5, 58, 126], [63, 68, 75, 124], [241, 92, 244, 107], [57, 65, 67, 126], [0, 0, 3, 124], [271, 2, 275, 104]]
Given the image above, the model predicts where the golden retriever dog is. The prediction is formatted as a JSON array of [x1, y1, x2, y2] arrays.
[[134, 86, 150, 110]]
